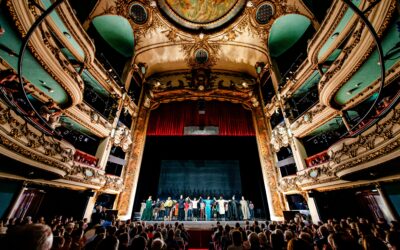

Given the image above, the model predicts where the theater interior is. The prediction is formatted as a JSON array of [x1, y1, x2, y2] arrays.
[[0, 0, 400, 243]]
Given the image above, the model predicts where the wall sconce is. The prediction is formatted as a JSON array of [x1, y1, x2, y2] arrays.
[[138, 62, 148, 75], [255, 62, 266, 75]]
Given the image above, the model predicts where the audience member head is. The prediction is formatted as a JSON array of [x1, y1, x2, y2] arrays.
[[151, 238, 166, 250], [96, 235, 119, 250], [287, 238, 313, 250], [231, 230, 243, 246], [284, 229, 294, 242], [387, 230, 400, 250], [258, 232, 268, 246], [362, 235, 389, 250], [248, 232, 259, 247], [270, 230, 284, 250], [130, 236, 147, 250], [7, 224, 53, 250], [51, 236, 64, 250]]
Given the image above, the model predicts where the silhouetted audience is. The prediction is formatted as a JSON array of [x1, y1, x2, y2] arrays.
[[2, 214, 400, 250]]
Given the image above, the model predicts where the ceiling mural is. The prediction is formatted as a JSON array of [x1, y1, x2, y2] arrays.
[[157, 0, 246, 30]]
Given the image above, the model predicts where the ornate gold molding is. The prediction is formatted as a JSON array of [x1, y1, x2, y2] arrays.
[[279, 105, 400, 192], [116, 103, 150, 218], [319, 0, 396, 108], [253, 103, 285, 219]]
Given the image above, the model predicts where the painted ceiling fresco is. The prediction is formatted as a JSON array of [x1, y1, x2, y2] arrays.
[[158, 0, 246, 30], [165, 0, 237, 23]]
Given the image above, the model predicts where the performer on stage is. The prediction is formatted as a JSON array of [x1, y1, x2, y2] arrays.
[[200, 199, 205, 220], [178, 195, 185, 221], [188, 197, 200, 221], [228, 195, 239, 220], [215, 196, 228, 220], [164, 197, 173, 221], [184, 199, 189, 221], [141, 196, 153, 221], [153, 198, 161, 220], [249, 201, 255, 219], [139, 200, 146, 219], [159, 200, 165, 220], [240, 196, 250, 220], [203, 196, 214, 221]]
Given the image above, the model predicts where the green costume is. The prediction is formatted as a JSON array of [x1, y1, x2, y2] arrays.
[[141, 199, 153, 220]]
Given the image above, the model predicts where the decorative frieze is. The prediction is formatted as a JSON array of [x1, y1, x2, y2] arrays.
[[279, 106, 400, 192]]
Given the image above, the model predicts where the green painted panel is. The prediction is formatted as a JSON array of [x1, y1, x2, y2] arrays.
[[268, 14, 311, 57], [308, 117, 343, 136], [40, 0, 85, 58], [317, 0, 362, 60], [0, 180, 20, 218], [325, 49, 342, 63], [0, 9, 69, 105], [293, 70, 320, 98], [92, 15, 134, 57], [60, 116, 96, 137], [335, 16, 400, 105], [81, 69, 109, 98]]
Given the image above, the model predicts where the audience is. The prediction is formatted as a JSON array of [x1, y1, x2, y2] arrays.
[[1, 213, 399, 250]]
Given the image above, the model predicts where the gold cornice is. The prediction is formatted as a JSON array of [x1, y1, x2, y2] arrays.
[[64, 106, 112, 138], [319, 0, 396, 108], [307, 0, 358, 65], [279, 104, 400, 193], [7, 0, 84, 107]]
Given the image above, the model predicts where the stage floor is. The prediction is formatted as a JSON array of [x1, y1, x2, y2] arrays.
[[140, 220, 267, 230]]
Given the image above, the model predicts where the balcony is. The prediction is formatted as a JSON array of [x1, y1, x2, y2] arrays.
[[73, 149, 98, 168], [305, 150, 330, 168], [278, 102, 400, 193]]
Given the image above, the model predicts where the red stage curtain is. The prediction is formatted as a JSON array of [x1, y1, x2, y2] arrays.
[[147, 101, 255, 136]]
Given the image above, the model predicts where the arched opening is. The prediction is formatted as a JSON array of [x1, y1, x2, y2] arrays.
[[133, 100, 270, 220], [268, 14, 315, 79], [88, 15, 134, 78]]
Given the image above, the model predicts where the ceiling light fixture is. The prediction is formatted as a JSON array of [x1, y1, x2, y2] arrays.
[[63, 31, 71, 38]]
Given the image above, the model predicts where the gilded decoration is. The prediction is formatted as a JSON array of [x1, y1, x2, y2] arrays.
[[291, 103, 326, 130], [7, 0, 83, 107], [319, 0, 396, 107], [270, 123, 290, 152], [113, 124, 133, 152], [117, 105, 150, 217], [279, 106, 400, 193], [0, 97, 122, 191], [253, 104, 284, 218], [147, 71, 258, 108], [157, 0, 246, 30], [0, 101, 74, 172]]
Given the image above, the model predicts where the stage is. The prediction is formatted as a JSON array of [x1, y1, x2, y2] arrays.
[[137, 220, 267, 230]]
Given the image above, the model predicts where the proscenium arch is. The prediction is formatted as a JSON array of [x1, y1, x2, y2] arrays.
[[268, 14, 312, 57], [91, 15, 135, 57], [116, 93, 285, 221]]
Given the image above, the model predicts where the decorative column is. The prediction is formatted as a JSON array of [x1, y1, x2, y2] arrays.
[[252, 105, 284, 221], [376, 184, 398, 222], [116, 102, 150, 220], [306, 192, 321, 224], [340, 110, 352, 132], [95, 137, 112, 170], [290, 137, 308, 171], [82, 192, 98, 222]]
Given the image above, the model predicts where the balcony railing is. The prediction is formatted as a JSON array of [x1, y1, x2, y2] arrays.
[[305, 150, 330, 168], [73, 149, 98, 168]]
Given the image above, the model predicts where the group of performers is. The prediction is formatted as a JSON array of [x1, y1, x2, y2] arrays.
[[140, 195, 255, 221]]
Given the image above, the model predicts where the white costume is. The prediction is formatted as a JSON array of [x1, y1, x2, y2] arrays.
[[240, 199, 250, 220], [216, 199, 228, 215]]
